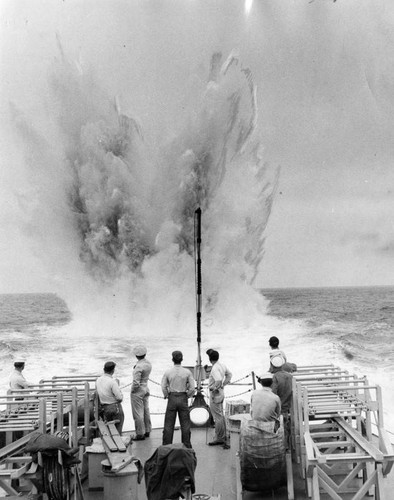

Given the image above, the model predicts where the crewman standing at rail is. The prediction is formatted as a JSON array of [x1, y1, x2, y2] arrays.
[[96, 361, 124, 434], [271, 355, 293, 448], [130, 345, 152, 441], [271, 355, 293, 414], [161, 350, 195, 448], [9, 359, 33, 392], [206, 349, 232, 449]]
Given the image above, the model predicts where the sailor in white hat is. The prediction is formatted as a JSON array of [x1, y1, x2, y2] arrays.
[[270, 355, 294, 415], [251, 371, 281, 422], [130, 345, 152, 440], [271, 354, 285, 369]]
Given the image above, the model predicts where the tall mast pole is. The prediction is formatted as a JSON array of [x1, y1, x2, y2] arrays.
[[195, 207, 202, 391], [190, 207, 210, 427]]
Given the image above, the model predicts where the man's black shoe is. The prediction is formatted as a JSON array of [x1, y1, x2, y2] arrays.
[[144, 432, 150, 438], [208, 440, 224, 446], [131, 435, 145, 441]]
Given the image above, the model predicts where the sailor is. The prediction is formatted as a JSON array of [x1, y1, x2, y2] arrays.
[[9, 359, 33, 392], [268, 336, 297, 373], [268, 336, 287, 364], [203, 348, 214, 376], [161, 350, 195, 448], [271, 355, 293, 448], [95, 361, 124, 434], [251, 372, 281, 423], [130, 345, 152, 441], [206, 349, 232, 449], [271, 355, 293, 414]]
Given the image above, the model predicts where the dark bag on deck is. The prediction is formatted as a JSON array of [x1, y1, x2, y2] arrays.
[[144, 443, 197, 500], [25, 431, 80, 467]]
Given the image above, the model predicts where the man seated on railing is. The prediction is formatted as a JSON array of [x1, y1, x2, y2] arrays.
[[268, 336, 297, 373], [96, 361, 124, 434]]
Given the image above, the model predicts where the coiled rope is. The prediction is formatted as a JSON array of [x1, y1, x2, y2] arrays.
[[42, 455, 70, 500], [40, 431, 75, 500]]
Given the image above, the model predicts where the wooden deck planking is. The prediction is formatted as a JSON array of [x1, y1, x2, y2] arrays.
[[83, 427, 306, 500]]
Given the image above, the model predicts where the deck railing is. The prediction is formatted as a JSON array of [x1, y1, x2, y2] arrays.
[[292, 364, 394, 500], [0, 376, 97, 498]]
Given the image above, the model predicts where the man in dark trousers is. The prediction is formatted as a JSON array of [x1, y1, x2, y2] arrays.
[[130, 344, 152, 440], [161, 351, 195, 448], [206, 349, 232, 449], [271, 356, 293, 414], [95, 361, 124, 434], [271, 355, 293, 448]]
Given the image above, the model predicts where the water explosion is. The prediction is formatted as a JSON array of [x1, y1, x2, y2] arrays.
[[11, 47, 279, 332]]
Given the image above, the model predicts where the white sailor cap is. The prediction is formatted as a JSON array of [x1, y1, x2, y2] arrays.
[[271, 355, 285, 368], [257, 372, 273, 380], [133, 345, 147, 356]]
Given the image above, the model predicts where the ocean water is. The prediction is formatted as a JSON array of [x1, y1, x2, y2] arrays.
[[0, 287, 393, 436]]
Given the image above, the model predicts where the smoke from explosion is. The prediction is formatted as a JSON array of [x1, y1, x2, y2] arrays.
[[10, 46, 279, 336]]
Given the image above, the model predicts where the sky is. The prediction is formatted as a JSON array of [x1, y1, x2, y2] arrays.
[[1, 0, 394, 293]]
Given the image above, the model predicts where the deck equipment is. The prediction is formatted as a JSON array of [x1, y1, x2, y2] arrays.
[[189, 207, 211, 427], [292, 364, 394, 500]]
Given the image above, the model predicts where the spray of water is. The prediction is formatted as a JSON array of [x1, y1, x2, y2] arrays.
[[10, 45, 279, 336]]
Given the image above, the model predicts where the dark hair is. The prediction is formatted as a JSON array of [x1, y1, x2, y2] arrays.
[[14, 362, 25, 369], [269, 336, 279, 348], [172, 351, 183, 363], [104, 361, 116, 373], [209, 350, 219, 362], [258, 377, 273, 387]]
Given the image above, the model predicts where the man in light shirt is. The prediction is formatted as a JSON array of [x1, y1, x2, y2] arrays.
[[161, 350, 195, 448], [96, 361, 124, 434], [251, 372, 281, 423], [9, 359, 33, 393], [130, 345, 152, 441], [207, 349, 232, 449]]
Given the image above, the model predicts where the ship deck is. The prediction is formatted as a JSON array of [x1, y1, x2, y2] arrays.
[[1, 365, 394, 499], [82, 426, 394, 500], [82, 425, 302, 500]]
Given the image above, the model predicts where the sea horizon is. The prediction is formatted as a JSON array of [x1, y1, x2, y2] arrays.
[[1, 283, 394, 296]]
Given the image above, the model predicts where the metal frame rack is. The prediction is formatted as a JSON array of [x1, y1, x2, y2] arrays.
[[292, 365, 394, 500]]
